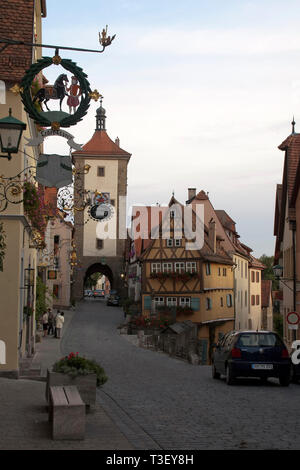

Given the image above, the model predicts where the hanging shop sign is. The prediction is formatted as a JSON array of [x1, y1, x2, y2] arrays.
[[20, 56, 100, 130], [25, 129, 83, 151], [36, 154, 73, 189]]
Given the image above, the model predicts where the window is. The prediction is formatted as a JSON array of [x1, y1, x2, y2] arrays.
[[186, 262, 197, 273], [205, 262, 211, 275], [174, 239, 181, 247], [251, 295, 255, 306], [97, 167, 105, 177], [54, 257, 59, 269], [220, 297, 223, 307], [154, 297, 164, 307], [54, 235, 60, 244], [170, 210, 175, 218], [226, 294, 233, 307], [167, 297, 177, 307], [151, 263, 161, 273], [166, 239, 173, 247], [218, 267, 221, 276], [223, 268, 227, 276], [53, 284, 59, 299], [251, 271, 255, 283], [206, 298, 212, 310], [96, 239, 103, 250], [241, 291, 243, 306], [180, 297, 191, 307], [175, 262, 185, 273], [245, 264, 248, 279], [256, 295, 260, 305], [245, 291, 247, 307], [256, 272, 260, 283], [163, 263, 173, 273]]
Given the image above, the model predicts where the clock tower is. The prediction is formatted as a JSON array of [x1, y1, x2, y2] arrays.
[[72, 101, 131, 300]]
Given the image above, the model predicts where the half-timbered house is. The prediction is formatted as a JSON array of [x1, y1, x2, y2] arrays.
[[139, 196, 235, 362]]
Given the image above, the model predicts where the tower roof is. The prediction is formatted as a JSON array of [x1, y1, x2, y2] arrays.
[[73, 130, 131, 158], [73, 100, 131, 159]]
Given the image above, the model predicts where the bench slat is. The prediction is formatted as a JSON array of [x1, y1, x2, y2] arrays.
[[64, 386, 84, 406], [50, 386, 68, 406]]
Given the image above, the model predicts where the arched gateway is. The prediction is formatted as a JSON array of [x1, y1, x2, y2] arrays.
[[72, 101, 131, 300]]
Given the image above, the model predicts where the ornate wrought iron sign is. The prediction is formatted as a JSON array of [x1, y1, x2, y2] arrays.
[[20, 56, 100, 129]]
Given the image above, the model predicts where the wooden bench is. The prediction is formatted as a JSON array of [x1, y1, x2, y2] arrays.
[[49, 385, 85, 440]]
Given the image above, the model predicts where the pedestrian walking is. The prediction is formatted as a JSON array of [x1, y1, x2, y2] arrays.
[[53, 310, 59, 338], [42, 311, 48, 337], [47, 308, 54, 336], [55, 311, 64, 339]]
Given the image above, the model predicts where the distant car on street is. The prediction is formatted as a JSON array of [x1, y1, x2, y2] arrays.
[[93, 290, 105, 298], [107, 290, 120, 306], [211, 330, 291, 386]]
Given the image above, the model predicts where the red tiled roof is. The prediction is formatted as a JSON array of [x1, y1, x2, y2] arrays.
[[261, 280, 272, 308], [73, 130, 131, 158], [0, 0, 35, 83], [278, 133, 300, 219], [249, 255, 265, 270]]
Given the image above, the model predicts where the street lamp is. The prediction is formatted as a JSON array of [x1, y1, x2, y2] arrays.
[[0, 108, 26, 160], [273, 264, 283, 279]]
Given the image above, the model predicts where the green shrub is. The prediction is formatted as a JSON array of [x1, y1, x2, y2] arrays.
[[52, 352, 108, 387]]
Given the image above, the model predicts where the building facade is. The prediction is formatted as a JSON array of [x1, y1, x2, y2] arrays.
[[0, 0, 47, 377], [139, 197, 234, 363], [274, 131, 300, 347]]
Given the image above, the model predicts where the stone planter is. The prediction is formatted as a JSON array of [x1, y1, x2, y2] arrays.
[[46, 369, 97, 407]]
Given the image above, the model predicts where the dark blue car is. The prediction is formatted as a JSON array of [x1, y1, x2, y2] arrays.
[[212, 330, 291, 386]]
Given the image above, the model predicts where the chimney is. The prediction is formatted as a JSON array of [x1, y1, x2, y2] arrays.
[[188, 188, 196, 201], [208, 218, 216, 253], [115, 137, 120, 147]]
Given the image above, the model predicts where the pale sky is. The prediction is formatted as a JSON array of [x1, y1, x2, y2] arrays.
[[42, 0, 300, 258]]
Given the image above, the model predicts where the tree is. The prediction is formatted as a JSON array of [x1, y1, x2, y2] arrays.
[[259, 254, 279, 290], [85, 272, 103, 289]]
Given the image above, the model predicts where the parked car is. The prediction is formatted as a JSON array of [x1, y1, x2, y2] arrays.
[[212, 330, 291, 386], [93, 290, 105, 298], [107, 290, 120, 306]]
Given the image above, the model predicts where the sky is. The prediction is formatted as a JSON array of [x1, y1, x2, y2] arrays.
[[42, 0, 300, 258]]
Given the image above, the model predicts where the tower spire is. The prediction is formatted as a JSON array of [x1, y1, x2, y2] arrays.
[[292, 116, 296, 134], [96, 96, 106, 131]]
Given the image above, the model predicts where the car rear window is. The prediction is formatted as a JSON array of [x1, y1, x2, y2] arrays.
[[237, 333, 282, 347]]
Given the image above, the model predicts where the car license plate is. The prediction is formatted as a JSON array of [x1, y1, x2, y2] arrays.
[[251, 364, 273, 370]]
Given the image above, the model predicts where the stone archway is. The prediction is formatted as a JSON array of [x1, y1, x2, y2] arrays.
[[84, 263, 114, 289]]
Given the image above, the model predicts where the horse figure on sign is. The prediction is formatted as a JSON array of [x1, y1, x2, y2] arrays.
[[33, 74, 69, 112]]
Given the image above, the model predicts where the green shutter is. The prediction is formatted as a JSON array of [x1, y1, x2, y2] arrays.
[[191, 297, 200, 311], [144, 296, 152, 310]]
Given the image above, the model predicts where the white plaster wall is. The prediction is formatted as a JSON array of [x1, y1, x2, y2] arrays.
[[83, 159, 118, 257], [234, 255, 249, 330]]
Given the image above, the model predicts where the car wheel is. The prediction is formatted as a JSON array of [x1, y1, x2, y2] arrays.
[[212, 362, 220, 379], [226, 365, 236, 385], [279, 375, 290, 387], [260, 377, 268, 384]]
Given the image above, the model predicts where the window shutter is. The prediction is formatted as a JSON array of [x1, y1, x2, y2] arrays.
[[199, 339, 208, 365], [144, 296, 152, 310], [191, 297, 200, 311]]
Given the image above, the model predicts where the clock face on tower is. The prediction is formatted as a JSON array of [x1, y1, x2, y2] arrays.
[[89, 203, 114, 222]]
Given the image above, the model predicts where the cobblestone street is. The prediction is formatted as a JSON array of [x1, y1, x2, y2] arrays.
[[60, 299, 300, 450]]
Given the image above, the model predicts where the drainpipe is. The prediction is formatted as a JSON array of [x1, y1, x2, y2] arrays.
[[292, 222, 297, 341]]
